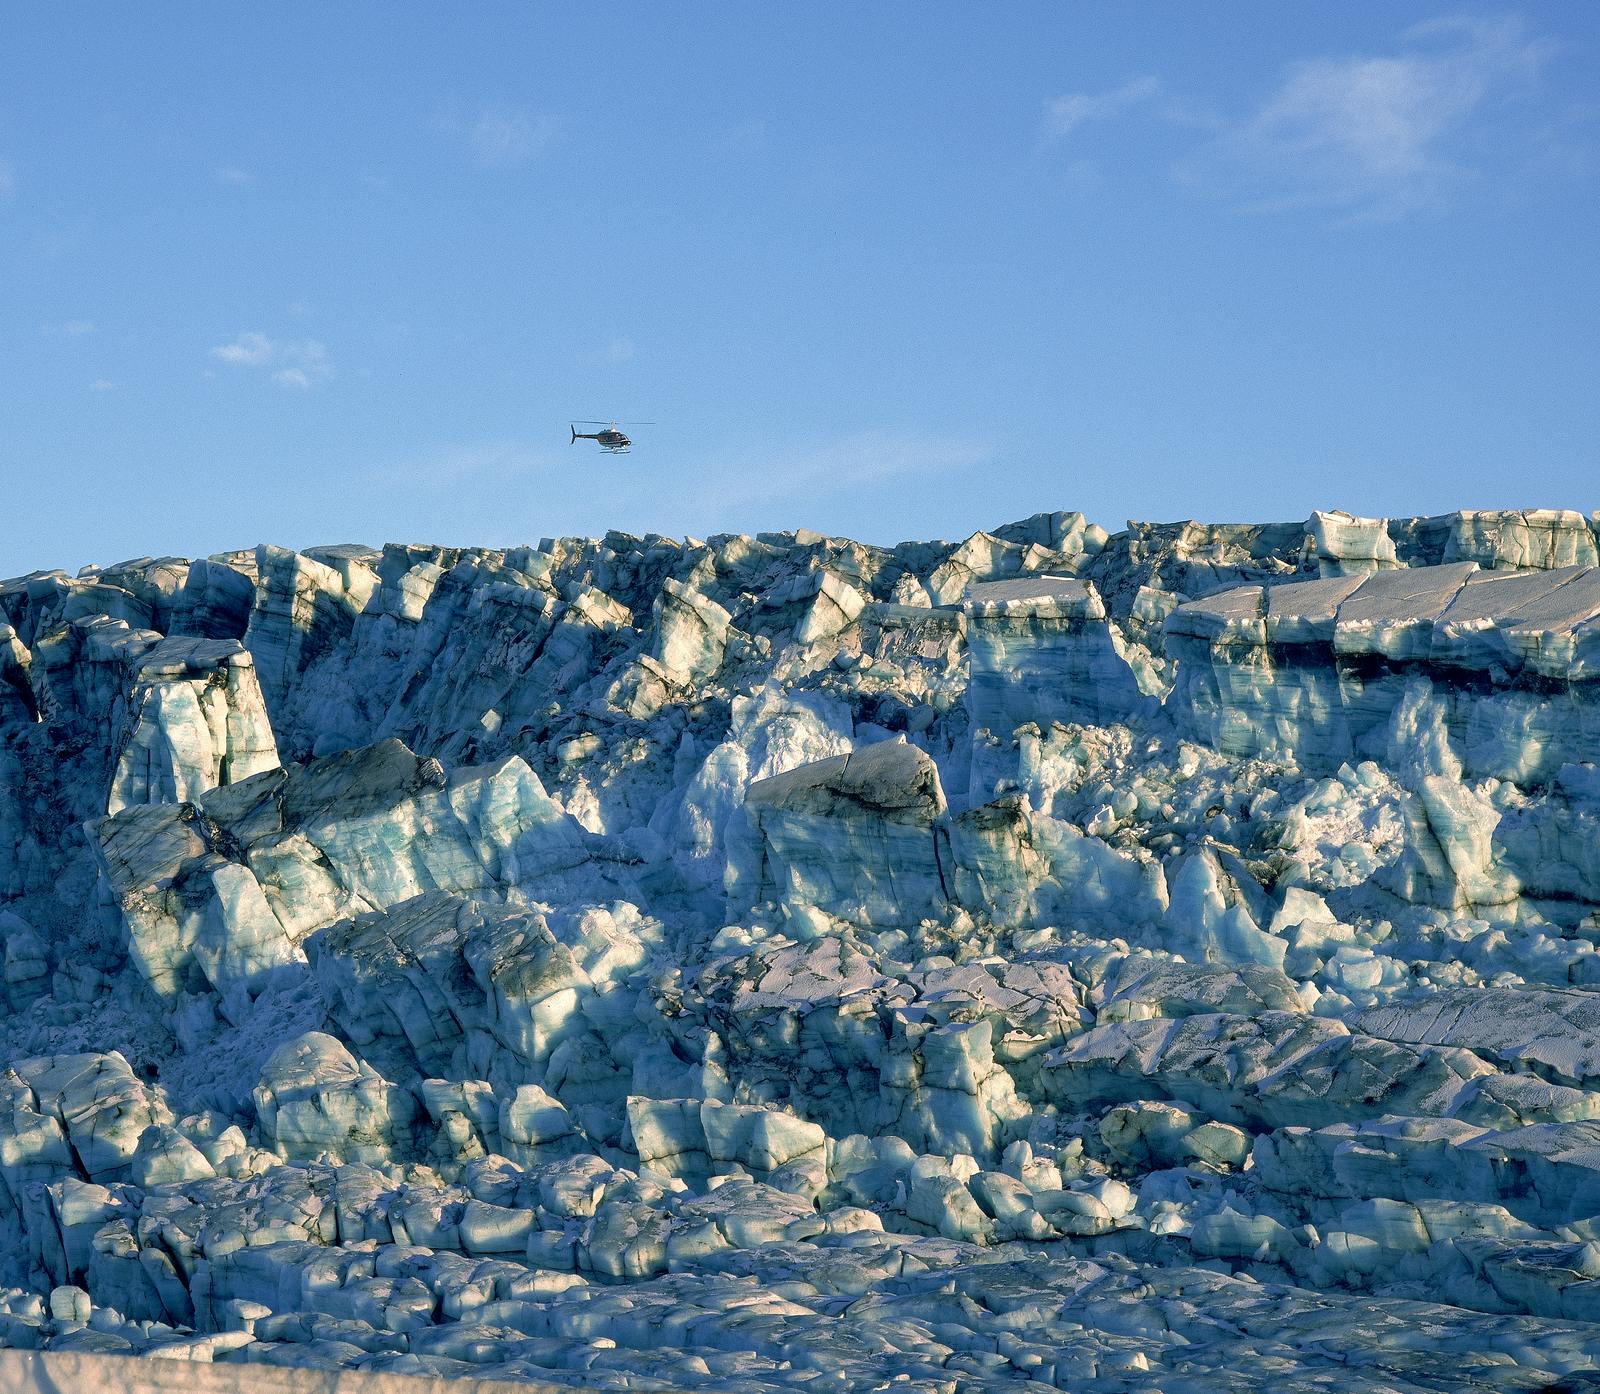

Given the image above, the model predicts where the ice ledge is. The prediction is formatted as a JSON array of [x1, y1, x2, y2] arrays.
[[962, 574, 1102, 619], [1169, 561, 1600, 678], [745, 737, 946, 822]]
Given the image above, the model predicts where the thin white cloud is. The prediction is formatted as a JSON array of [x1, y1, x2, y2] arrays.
[[217, 165, 251, 186], [703, 429, 996, 510], [43, 320, 96, 337], [367, 440, 560, 491], [581, 336, 635, 365], [89, 379, 120, 393], [1199, 15, 1556, 218], [0, 157, 13, 195], [379, 429, 995, 548], [211, 332, 334, 388], [1048, 16, 1559, 220], [391, 430, 990, 502], [1045, 77, 1162, 139], [435, 441, 550, 479], [711, 121, 767, 157], [440, 104, 563, 165]]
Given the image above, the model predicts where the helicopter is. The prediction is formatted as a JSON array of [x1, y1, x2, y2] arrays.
[[570, 420, 652, 454]]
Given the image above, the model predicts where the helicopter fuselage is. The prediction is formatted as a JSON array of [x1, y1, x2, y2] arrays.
[[572, 427, 631, 452]]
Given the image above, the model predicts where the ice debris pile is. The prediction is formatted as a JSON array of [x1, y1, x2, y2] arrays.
[[5, 508, 1600, 1388]]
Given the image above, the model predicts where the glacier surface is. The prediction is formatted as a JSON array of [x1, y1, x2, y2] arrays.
[[4, 507, 1600, 1388]]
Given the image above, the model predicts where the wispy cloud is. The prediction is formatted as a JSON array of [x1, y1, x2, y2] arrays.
[[89, 378, 120, 393], [0, 157, 14, 196], [211, 332, 334, 388], [369, 440, 562, 493], [378, 428, 996, 547], [435, 441, 552, 479], [580, 336, 636, 366], [1045, 77, 1162, 140], [439, 104, 563, 165], [1048, 16, 1560, 220], [710, 121, 767, 157], [1193, 16, 1556, 218], [217, 165, 251, 186], [391, 430, 991, 502], [42, 320, 96, 337], [702, 429, 996, 510]]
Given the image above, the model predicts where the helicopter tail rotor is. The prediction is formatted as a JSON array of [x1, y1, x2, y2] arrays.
[[570, 425, 576, 444]]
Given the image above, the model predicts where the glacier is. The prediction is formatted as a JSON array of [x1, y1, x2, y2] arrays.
[[3, 507, 1600, 1388]]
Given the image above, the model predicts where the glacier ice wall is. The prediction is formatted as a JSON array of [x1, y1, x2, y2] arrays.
[[4, 507, 1600, 1388]]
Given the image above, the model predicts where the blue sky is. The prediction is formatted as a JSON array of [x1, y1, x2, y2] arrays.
[[2, 3, 1596, 576]]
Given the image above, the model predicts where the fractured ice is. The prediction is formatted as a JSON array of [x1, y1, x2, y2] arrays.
[[3, 507, 1600, 1387]]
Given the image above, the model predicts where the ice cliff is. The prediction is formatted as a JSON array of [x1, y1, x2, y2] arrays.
[[4, 506, 1600, 1389]]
